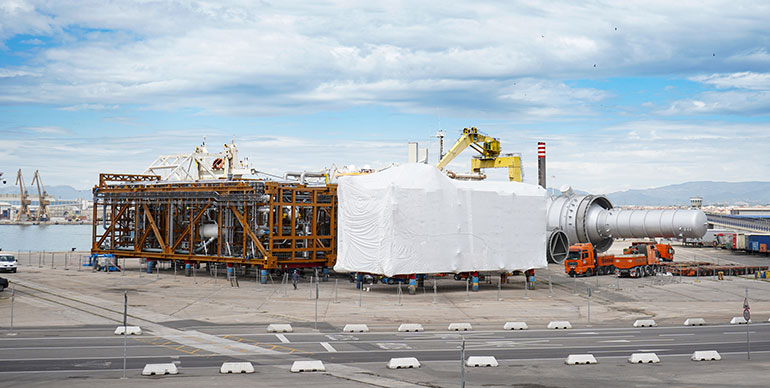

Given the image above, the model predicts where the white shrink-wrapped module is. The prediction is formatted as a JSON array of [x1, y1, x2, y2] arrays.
[[335, 164, 547, 276]]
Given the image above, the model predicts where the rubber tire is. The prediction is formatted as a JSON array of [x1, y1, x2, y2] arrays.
[[635, 267, 642, 278], [585, 268, 593, 277], [12, 268, 17, 273], [0, 284, 4, 292]]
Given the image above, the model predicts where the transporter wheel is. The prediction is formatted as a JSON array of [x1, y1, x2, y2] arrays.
[[634, 267, 642, 278], [585, 268, 593, 277]]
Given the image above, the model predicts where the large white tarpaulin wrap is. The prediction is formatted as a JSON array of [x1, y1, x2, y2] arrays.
[[335, 164, 548, 276]]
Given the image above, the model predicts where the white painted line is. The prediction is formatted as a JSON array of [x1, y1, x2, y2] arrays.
[[320, 342, 337, 353], [723, 331, 756, 335], [276, 334, 290, 343], [659, 333, 694, 337]]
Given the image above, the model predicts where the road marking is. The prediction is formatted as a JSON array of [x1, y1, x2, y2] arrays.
[[276, 334, 290, 343], [723, 331, 756, 335], [571, 332, 599, 335], [637, 349, 670, 352], [376, 342, 411, 350], [659, 333, 694, 337], [320, 342, 337, 352], [600, 339, 630, 343]]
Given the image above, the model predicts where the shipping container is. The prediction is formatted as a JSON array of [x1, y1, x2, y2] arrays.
[[735, 233, 748, 250], [748, 235, 770, 254]]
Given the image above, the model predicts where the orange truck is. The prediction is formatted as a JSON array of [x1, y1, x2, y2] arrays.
[[565, 242, 674, 278], [622, 242, 675, 262]]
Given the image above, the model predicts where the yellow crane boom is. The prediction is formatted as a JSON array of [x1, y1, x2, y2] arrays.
[[31, 170, 50, 222], [436, 127, 522, 182], [15, 169, 32, 222]]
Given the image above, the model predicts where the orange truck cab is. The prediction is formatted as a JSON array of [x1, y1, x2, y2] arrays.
[[564, 243, 616, 277]]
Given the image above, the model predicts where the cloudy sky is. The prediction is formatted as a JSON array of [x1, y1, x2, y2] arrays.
[[1, 1, 769, 193]]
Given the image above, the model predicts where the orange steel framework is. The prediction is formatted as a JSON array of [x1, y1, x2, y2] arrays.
[[91, 174, 337, 270]]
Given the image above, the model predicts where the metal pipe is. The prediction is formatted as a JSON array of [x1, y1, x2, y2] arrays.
[[546, 192, 708, 262]]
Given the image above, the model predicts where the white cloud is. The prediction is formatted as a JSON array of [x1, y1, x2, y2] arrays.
[[1, 1, 768, 115], [22, 126, 68, 135], [691, 72, 770, 90]]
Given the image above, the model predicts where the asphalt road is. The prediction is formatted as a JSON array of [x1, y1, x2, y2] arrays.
[[1, 321, 767, 377]]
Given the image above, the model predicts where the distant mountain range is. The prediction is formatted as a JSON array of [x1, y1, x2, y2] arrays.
[[1, 181, 768, 205], [0, 185, 92, 200], [549, 182, 770, 206], [604, 181, 770, 206]]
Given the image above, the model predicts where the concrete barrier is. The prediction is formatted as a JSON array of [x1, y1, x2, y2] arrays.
[[730, 317, 750, 325], [343, 324, 370, 333], [387, 357, 421, 369], [448, 322, 472, 331], [220, 362, 255, 374], [547, 321, 572, 329], [114, 326, 142, 335], [291, 360, 325, 372], [691, 350, 721, 361], [466, 356, 498, 367], [565, 354, 597, 365], [142, 363, 178, 376], [267, 323, 293, 333], [503, 321, 528, 330], [684, 318, 706, 326], [398, 323, 424, 332], [628, 353, 660, 364], [633, 319, 657, 327]]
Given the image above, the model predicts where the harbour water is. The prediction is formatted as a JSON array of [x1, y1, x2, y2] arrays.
[[0, 224, 98, 252]]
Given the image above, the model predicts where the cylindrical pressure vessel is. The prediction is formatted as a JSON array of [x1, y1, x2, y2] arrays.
[[546, 192, 708, 263]]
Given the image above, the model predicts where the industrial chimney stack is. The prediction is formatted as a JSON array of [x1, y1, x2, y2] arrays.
[[537, 142, 546, 189]]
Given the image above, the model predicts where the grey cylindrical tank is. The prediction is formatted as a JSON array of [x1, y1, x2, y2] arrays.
[[594, 208, 708, 241], [546, 191, 708, 263]]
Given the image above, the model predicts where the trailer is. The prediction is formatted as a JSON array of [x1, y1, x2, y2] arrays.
[[748, 235, 770, 254], [665, 262, 768, 277]]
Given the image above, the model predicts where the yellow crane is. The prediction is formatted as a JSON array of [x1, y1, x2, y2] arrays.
[[436, 127, 522, 182], [31, 170, 50, 222], [14, 169, 32, 222]]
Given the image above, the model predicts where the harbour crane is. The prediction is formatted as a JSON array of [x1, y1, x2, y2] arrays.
[[15, 169, 32, 222], [31, 170, 50, 222], [436, 127, 522, 182]]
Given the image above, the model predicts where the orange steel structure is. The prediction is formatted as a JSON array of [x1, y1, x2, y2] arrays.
[[91, 174, 337, 270]]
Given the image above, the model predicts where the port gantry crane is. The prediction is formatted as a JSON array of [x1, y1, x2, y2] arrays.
[[14, 169, 32, 222], [436, 127, 522, 182], [31, 170, 50, 222]]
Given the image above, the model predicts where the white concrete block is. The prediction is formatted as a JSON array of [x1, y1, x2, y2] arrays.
[[633, 319, 657, 327], [466, 356, 498, 367], [684, 318, 706, 326], [142, 363, 178, 376], [547, 321, 572, 329], [114, 326, 142, 335], [730, 317, 750, 325], [503, 321, 528, 330], [387, 357, 421, 369], [448, 322, 472, 331], [565, 354, 598, 365], [291, 360, 325, 372], [267, 323, 293, 333], [628, 353, 660, 364], [220, 362, 255, 374], [343, 324, 369, 333], [691, 350, 721, 361], [398, 323, 424, 332]]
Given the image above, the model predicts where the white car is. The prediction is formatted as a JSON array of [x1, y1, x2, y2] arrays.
[[0, 255, 17, 273]]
